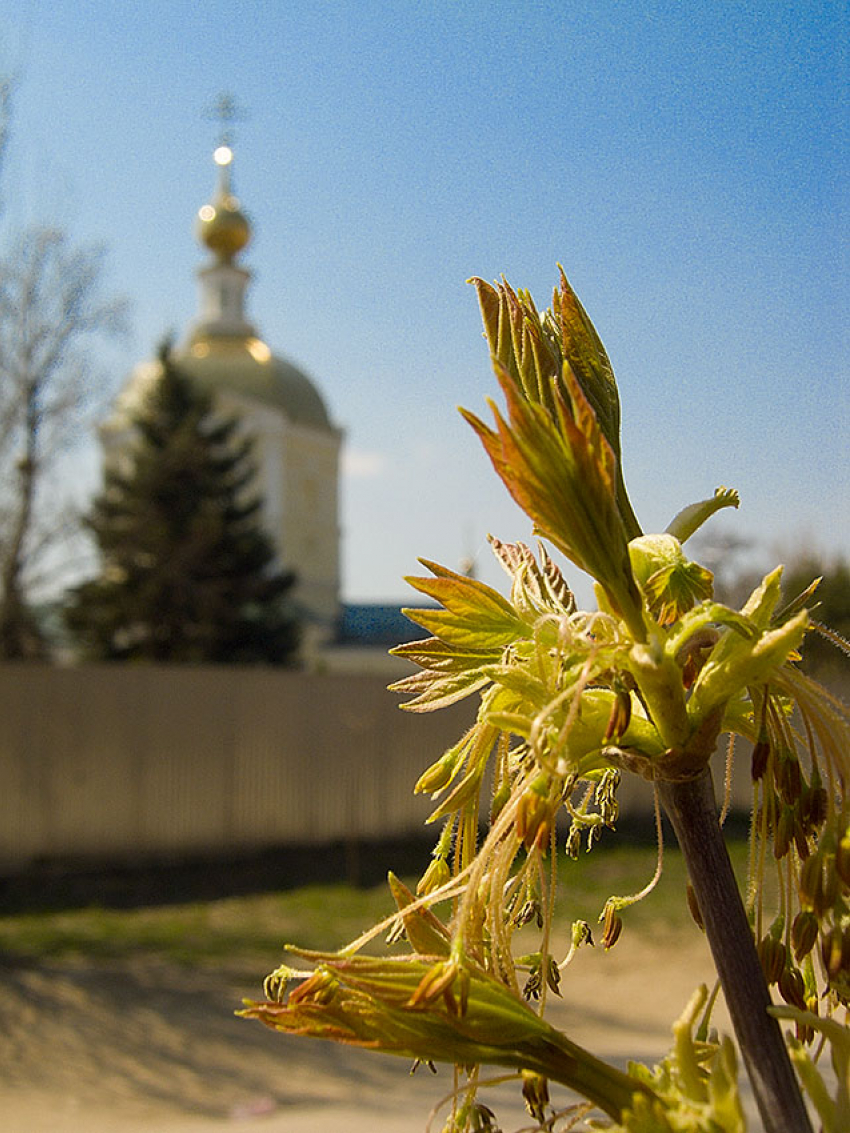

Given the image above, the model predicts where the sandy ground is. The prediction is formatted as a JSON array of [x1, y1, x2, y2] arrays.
[[0, 927, 743, 1133]]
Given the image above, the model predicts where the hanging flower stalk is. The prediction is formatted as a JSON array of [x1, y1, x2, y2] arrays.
[[244, 269, 849, 1133]]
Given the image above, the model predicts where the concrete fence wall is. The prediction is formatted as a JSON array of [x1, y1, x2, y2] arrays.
[[0, 665, 476, 873], [4, 664, 843, 874]]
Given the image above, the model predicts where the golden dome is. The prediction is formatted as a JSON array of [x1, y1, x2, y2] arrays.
[[196, 193, 251, 259], [179, 335, 334, 431], [195, 145, 251, 260], [114, 337, 335, 434]]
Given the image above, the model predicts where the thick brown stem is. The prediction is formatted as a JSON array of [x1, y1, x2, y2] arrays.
[[658, 769, 812, 1133]]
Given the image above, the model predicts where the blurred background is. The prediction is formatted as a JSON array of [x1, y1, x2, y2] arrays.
[[0, 3, 846, 1129], [1, 0, 847, 616]]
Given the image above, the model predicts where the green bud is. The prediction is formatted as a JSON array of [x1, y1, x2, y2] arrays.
[[628, 533, 713, 625], [417, 856, 451, 897], [415, 746, 463, 795], [688, 603, 807, 722], [244, 947, 656, 1121]]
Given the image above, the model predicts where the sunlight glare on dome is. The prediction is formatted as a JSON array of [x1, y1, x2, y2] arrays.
[[214, 145, 233, 166], [247, 337, 272, 363]]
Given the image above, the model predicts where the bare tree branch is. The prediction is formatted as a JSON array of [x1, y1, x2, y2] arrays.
[[0, 225, 128, 657]]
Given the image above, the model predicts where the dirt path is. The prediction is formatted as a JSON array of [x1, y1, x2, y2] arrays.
[[0, 928, 732, 1132]]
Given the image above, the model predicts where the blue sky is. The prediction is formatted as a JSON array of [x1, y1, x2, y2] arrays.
[[3, 1, 847, 605]]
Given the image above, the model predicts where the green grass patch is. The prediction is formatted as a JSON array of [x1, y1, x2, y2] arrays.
[[0, 839, 751, 972], [0, 882, 400, 972]]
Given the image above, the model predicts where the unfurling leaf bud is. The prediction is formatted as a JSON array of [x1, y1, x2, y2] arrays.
[[408, 957, 469, 1017], [628, 533, 713, 625], [288, 967, 339, 1007]]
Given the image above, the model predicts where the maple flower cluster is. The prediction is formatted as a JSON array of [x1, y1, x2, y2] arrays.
[[243, 271, 850, 1133]]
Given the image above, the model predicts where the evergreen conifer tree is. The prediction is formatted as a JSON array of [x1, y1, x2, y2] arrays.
[[65, 346, 299, 664]]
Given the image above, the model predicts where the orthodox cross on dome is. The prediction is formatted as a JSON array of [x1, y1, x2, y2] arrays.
[[202, 93, 250, 180], [203, 92, 248, 150]]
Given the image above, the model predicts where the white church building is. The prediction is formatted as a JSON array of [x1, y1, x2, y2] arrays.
[[102, 141, 343, 656]]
